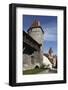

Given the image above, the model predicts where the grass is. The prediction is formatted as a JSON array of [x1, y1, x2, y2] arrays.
[[23, 68, 46, 75]]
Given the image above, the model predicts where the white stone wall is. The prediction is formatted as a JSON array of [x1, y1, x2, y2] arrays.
[[43, 55, 52, 69], [28, 28, 44, 44], [23, 51, 43, 70], [23, 54, 31, 65]]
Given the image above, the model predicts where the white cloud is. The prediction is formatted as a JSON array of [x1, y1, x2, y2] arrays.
[[43, 28, 57, 41]]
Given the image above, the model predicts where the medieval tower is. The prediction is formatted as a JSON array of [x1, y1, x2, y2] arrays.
[[27, 19, 44, 67]]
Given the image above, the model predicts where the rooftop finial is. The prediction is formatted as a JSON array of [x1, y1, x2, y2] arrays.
[[31, 18, 40, 27]]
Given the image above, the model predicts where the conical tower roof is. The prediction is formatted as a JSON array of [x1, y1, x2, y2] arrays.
[[31, 19, 41, 27], [27, 19, 44, 33]]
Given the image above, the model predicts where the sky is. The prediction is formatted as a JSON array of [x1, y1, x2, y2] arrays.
[[23, 15, 57, 55]]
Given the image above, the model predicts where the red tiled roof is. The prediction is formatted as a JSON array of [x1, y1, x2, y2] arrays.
[[31, 20, 40, 27], [27, 19, 44, 33]]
